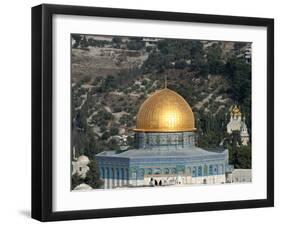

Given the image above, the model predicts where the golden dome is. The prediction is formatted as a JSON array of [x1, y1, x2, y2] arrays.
[[134, 88, 196, 132], [231, 105, 242, 116]]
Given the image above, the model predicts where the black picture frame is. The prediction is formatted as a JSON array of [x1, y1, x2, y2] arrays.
[[32, 3, 274, 222]]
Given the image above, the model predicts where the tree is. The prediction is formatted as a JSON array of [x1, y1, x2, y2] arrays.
[[108, 138, 119, 150], [142, 51, 171, 73], [71, 173, 84, 190], [72, 34, 82, 48], [146, 46, 153, 52], [101, 131, 110, 140], [98, 75, 117, 91], [127, 40, 144, 50], [119, 114, 133, 127], [224, 57, 251, 105], [234, 42, 247, 53], [84, 159, 104, 188], [175, 59, 187, 69], [157, 39, 192, 60], [231, 131, 240, 168], [80, 35, 88, 48], [207, 44, 224, 74], [236, 145, 251, 169], [73, 110, 87, 131], [228, 143, 251, 169], [191, 53, 209, 76], [109, 127, 119, 136], [93, 109, 114, 127]]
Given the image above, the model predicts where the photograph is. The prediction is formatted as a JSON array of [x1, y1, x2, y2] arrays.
[[0, 0, 276, 224], [70, 34, 252, 190], [30, 3, 274, 221]]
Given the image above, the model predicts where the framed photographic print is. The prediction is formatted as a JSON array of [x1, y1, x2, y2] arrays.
[[32, 4, 274, 221]]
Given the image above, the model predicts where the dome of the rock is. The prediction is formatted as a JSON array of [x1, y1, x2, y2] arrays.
[[134, 88, 196, 132]]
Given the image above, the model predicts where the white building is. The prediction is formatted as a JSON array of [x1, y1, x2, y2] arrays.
[[142, 38, 161, 47], [73, 183, 93, 191], [226, 169, 252, 183], [72, 148, 90, 179], [96, 88, 233, 189], [227, 105, 249, 146]]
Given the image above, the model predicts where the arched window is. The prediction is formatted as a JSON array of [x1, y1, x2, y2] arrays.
[[214, 165, 218, 175], [174, 136, 178, 145], [192, 167, 197, 177], [177, 166, 185, 175], [178, 135, 183, 144], [171, 168, 177, 174], [189, 135, 195, 145], [156, 135, 160, 144], [209, 165, 213, 176], [146, 168, 152, 175], [154, 168, 162, 174], [167, 136, 171, 144], [146, 136, 149, 144], [164, 168, 169, 174], [131, 168, 137, 179], [198, 166, 202, 176], [139, 169, 145, 177]]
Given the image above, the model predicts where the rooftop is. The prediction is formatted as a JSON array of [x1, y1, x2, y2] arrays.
[[96, 146, 227, 159]]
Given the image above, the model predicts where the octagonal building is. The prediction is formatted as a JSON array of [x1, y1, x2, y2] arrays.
[[96, 88, 233, 189]]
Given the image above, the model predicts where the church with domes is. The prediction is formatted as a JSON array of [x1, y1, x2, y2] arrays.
[[227, 105, 249, 146], [96, 88, 234, 189]]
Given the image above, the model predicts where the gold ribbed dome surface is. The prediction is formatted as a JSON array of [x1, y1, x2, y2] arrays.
[[231, 105, 242, 116], [134, 88, 196, 132]]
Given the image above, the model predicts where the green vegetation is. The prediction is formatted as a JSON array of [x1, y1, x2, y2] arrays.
[[127, 40, 144, 50], [71, 173, 84, 190], [71, 36, 252, 177], [72, 158, 104, 189], [92, 109, 114, 127], [207, 43, 224, 74], [110, 127, 119, 136], [72, 34, 82, 48], [80, 35, 89, 48], [143, 40, 206, 73], [72, 34, 111, 48], [84, 159, 104, 188], [227, 131, 251, 169], [196, 111, 228, 148], [119, 114, 134, 127]]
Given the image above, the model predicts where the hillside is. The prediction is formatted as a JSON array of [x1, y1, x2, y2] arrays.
[[71, 35, 252, 164]]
